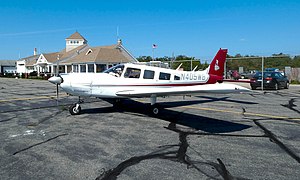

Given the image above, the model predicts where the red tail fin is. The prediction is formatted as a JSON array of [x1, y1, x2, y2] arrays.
[[208, 49, 228, 77]]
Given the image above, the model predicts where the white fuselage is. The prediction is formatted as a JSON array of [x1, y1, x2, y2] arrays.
[[58, 63, 249, 98]]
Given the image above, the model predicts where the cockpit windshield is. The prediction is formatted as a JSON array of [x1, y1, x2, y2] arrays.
[[103, 64, 125, 77]]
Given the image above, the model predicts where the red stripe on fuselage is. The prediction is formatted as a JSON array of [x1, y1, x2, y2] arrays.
[[96, 82, 206, 87], [91, 76, 223, 87]]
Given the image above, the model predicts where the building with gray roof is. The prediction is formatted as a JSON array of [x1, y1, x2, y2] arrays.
[[16, 32, 138, 76]]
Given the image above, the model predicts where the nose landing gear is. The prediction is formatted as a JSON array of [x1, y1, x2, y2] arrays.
[[69, 103, 81, 115], [69, 97, 83, 115]]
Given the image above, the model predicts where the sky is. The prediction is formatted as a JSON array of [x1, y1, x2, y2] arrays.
[[0, 0, 299, 61]]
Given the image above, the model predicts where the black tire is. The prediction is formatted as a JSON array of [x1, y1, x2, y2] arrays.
[[150, 104, 160, 116], [69, 104, 81, 115], [284, 82, 289, 89]]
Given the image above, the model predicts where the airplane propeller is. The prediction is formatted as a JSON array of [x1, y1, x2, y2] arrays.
[[48, 74, 63, 106], [48, 55, 63, 106]]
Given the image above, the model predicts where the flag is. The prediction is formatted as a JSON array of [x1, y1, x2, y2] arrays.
[[152, 44, 157, 49]]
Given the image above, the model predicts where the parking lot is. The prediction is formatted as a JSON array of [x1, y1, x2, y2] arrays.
[[0, 77, 299, 180]]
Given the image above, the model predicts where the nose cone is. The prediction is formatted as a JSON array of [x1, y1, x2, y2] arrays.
[[48, 76, 63, 84]]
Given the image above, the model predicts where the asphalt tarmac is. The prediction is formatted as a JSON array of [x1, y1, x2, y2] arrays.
[[0, 77, 299, 180]]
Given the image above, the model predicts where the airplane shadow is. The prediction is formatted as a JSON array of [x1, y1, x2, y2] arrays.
[[95, 122, 253, 180], [82, 99, 251, 134], [86, 99, 254, 179], [195, 96, 258, 105]]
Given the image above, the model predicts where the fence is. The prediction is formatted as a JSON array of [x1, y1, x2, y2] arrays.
[[285, 67, 300, 82]]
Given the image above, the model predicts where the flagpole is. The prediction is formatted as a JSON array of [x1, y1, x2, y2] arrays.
[[152, 47, 154, 60], [152, 44, 157, 60]]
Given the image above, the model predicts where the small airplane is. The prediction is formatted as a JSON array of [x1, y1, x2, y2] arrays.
[[49, 49, 250, 115]]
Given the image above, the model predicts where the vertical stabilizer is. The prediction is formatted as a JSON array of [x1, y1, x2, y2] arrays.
[[208, 49, 228, 77]]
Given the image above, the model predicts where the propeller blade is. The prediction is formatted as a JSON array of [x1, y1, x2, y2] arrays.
[[56, 83, 59, 106]]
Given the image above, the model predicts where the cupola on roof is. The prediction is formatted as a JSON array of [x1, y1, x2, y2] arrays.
[[66, 31, 87, 42]]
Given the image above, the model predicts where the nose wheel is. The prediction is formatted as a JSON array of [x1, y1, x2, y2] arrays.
[[69, 103, 81, 115]]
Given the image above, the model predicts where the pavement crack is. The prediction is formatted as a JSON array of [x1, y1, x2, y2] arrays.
[[13, 133, 68, 155], [26, 109, 65, 127], [253, 120, 300, 163], [281, 98, 300, 115], [0, 115, 17, 123], [95, 123, 246, 180]]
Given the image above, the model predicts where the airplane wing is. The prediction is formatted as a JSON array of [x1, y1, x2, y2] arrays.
[[116, 83, 250, 98]]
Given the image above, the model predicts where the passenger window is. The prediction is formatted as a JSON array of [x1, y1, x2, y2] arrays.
[[143, 70, 155, 79], [124, 68, 141, 78], [159, 72, 171, 80], [174, 75, 180, 80]]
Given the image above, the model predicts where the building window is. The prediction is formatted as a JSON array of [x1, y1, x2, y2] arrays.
[[73, 65, 78, 72], [80, 64, 86, 73], [67, 65, 72, 73], [143, 70, 155, 79], [96, 64, 106, 72], [88, 64, 94, 73]]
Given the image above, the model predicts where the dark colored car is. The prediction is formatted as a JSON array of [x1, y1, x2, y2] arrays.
[[250, 71, 289, 90], [29, 71, 38, 76]]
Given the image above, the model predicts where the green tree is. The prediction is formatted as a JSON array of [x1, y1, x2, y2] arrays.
[[136, 56, 152, 62], [170, 55, 203, 71]]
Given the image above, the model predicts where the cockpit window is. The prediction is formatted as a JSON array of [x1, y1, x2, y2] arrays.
[[103, 64, 124, 77], [124, 68, 141, 78]]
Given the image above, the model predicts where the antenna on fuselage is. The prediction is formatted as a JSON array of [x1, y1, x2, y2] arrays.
[[192, 66, 198, 71], [176, 63, 182, 70]]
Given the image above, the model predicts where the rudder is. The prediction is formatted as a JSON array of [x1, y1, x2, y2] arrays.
[[208, 48, 228, 77]]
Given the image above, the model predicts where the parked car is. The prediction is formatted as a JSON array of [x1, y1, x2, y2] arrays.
[[250, 71, 289, 90], [29, 71, 38, 76], [265, 68, 279, 72], [240, 70, 257, 79]]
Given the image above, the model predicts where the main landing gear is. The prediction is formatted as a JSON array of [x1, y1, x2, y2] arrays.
[[150, 95, 160, 116], [69, 97, 83, 115], [67, 96, 162, 116]]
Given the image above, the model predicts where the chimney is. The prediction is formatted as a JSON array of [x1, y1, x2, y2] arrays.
[[34, 48, 37, 55]]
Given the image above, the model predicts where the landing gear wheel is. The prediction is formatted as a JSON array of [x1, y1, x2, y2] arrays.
[[151, 104, 160, 116], [69, 104, 81, 115]]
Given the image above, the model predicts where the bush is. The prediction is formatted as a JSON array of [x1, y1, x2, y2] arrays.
[[291, 80, 300, 84]]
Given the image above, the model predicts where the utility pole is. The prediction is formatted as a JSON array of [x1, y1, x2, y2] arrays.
[[261, 56, 264, 91]]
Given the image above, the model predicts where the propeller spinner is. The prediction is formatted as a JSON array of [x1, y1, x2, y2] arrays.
[[48, 76, 63, 84]]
